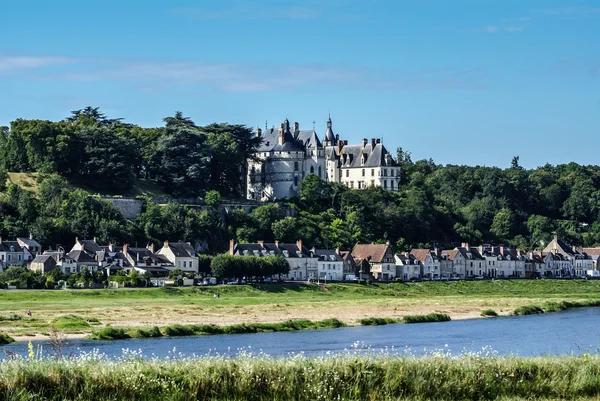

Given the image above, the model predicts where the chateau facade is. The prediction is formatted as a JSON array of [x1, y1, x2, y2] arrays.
[[246, 117, 401, 200]]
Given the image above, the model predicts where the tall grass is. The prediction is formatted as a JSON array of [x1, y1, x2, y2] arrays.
[[481, 309, 498, 317], [2, 353, 600, 400], [90, 319, 347, 340], [403, 313, 451, 323], [513, 299, 600, 316]]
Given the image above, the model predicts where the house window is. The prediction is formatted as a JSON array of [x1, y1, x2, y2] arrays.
[[318, 166, 322, 178], [346, 170, 349, 177], [294, 162, 299, 171], [8, 255, 11, 261], [310, 166, 314, 174], [371, 169, 374, 176], [384, 169, 388, 177], [390, 180, 394, 190], [371, 180, 375, 187], [362, 169, 365, 176], [183, 261, 187, 268], [18, 255, 21, 261], [350, 181, 354, 188], [294, 177, 298, 186], [383, 180, 387, 189]]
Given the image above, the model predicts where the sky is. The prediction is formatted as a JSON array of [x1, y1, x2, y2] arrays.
[[1, 0, 599, 168]]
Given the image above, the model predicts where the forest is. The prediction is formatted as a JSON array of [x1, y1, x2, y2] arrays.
[[1, 107, 600, 254]]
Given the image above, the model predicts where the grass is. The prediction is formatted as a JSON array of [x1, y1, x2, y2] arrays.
[[403, 313, 451, 323], [2, 280, 600, 338], [512, 299, 600, 316], [51, 315, 95, 330], [90, 319, 347, 340], [359, 317, 400, 325], [3, 354, 600, 400], [481, 309, 499, 317], [0, 333, 15, 345], [6, 172, 40, 193]]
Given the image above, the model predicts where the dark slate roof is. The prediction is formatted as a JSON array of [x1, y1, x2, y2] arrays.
[[0, 241, 24, 253], [78, 240, 102, 253], [457, 247, 485, 260], [296, 130, 322, 149], [67, 250, 96, 263], [31, 255, 54, 264], [167, 242, 196, 258], [338, 143, 397, 169], [232, 242, 316, 258], [314, 249, 343, 262], [155, 254, 173, 264], [395, 253, 417, 265], [17, 237, 42, 248]]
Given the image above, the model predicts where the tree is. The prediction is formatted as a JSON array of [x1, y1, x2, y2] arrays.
[[272, 217, 297, 242], [511, 156, 522, 170], [490, 208, 516, 241], [204, 190, 221, 208], [168, 268, 183, 279]]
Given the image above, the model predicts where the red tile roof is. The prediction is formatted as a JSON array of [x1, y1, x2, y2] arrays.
[[352, 244, 390, 263], [410, 249, 431, 262]]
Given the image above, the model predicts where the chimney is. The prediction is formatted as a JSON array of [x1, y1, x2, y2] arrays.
[[108, 243, 114, 252], [376, 138, 381, 144], [294, 122, 299, 133], [371, 138, 376, 148], [93, 237, 97, 244], [385, 240, 390, 246], [275, 240, 279, 248], [229, 239, 235, 255], [362, 138, 368, 147], [311, 246, 316, 255], [499, 246, 504, 255], [257, 240, 264, 247], [461, 242, 470, 249], [29, 232, 33, 240], [122, 243, 128, 256], [146, 243, 155, 253], [278, 123, 284, 145], [335, 247, 340, 255], [163, 240, 169, 249], [256, 128, 262, 137], [296, 239, 303, 252], [137, 252, 140, 262]]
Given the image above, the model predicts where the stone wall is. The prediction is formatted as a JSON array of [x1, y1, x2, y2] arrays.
[[102, 197, 144, 220]]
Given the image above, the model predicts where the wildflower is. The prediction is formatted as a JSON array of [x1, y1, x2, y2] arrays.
[[28, 341, 35, 359]]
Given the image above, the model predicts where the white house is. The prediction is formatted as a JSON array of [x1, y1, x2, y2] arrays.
[[410, 249, 441, 279], [0, 237, 31, 272], [395, 253, 420, 280], [155, 241, 199, 274], [542, 235, 594, 277], [314, 249, 344, 281]]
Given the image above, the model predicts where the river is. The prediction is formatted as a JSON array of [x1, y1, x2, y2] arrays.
[[3, 308, 600, 359]]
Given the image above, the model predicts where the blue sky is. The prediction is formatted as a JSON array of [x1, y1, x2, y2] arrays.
[[1, 0, 599, 168]]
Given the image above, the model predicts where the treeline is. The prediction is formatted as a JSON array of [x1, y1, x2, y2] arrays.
[[0, 107, 260, 197], [2, 108, 600, 253]]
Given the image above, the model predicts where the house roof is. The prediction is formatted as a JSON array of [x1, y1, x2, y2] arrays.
[[31, 255, 54, 264], [314, 249, 343, 261], [67, 250, 96, 263], [78, 239, 103, 253], [410, 249, 439, 263], [352, 243, 390, 263], [0, 241, 24, 253], [17, 237, 41, 248], [441, 249, 459, 260], [337, 143, 397, 169], [165, 242, 196, 258], [583, 248, 600, 256]]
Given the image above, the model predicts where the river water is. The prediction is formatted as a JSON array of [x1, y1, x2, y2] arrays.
[[4, 308, 600, 359]]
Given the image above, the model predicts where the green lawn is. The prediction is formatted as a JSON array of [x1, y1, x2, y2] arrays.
[[1, 280, 600, 338]]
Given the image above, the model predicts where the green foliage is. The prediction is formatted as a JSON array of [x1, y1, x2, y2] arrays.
[[359, 317, 400, 325], [51, 315, 91, 330], [403, 313, 451, 323], [210, 254, 289, 278], [481, 309, 498, 317], [89, 326, 131, 340], [0, 333, 15, 345], [512, 305, 545, 315], [204, 190, 221, 207]]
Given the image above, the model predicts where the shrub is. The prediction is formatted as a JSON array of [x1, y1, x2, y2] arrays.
[[512, 305, 544, 316], [0, 333, 15, 345], [163, 325, 195, 336], [90, 326, 130, 340], [403, 313, 451, 324], [359, 317, 399, 326], [481, 309, 498, 317], [130, 326, 163, 338], [51, 315, 91, 330]]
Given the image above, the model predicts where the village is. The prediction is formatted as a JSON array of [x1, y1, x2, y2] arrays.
[[1, 233, 599, 288]]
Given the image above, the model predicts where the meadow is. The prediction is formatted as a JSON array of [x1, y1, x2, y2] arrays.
[[2, 351, 600, 400], [1, 280, 600, 339]]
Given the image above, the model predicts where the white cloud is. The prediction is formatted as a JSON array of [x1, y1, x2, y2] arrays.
[[483, 25, 499, 33], [0, 56, 71, 73]]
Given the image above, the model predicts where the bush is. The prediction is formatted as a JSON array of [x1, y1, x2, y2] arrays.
[[130, 326, 163, 338], [163, 325, 195, 336], [89, 326, 131, 340], [481, 309, 498, 317], [0, 333, 15, 345], [512, 305, 544, 316], [52, 315, 91, 330], [359, 317, 399, 326], [403, 313, 451, 324]]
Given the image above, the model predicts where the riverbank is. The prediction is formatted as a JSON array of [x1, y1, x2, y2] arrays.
[[2, 353, 600, 400], [2, 280, 600, 340]]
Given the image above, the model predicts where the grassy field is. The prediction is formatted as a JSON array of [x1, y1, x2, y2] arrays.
[[2, 353, 600, 400], [6, 172, 169, 198], [1, 280, 600, 339]]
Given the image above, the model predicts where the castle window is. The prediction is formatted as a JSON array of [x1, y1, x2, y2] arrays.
[[294, 177, 298, 186], [318, 166, 322, 178], [310, 166, 314, 174], [383, 180, 387, 189], [294, 162, 299, 171]]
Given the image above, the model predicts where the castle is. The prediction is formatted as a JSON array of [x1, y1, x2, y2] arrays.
[[246, 117, 401, 200]]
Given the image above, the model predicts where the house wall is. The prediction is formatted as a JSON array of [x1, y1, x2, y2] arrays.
[[317, 261, 344, 281], [339, 167, 401, 192]]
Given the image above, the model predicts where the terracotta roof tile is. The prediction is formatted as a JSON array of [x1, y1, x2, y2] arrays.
[[352, 244, 390, 263]]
